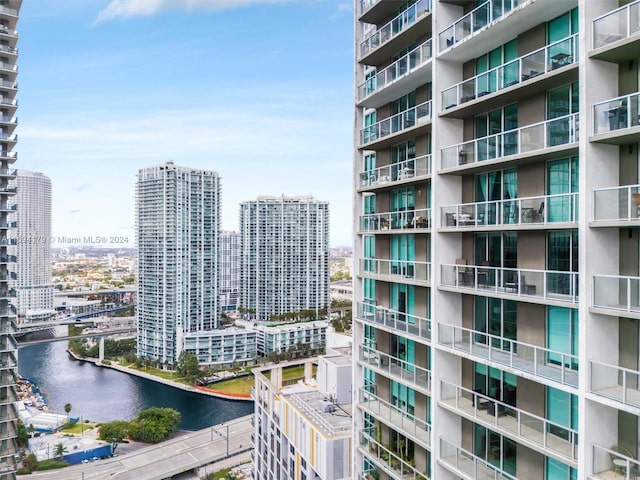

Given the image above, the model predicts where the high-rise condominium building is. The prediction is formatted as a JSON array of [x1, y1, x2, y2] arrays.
[[0, 2, 19, 477], [136, 161, 220, 366], [10, 170, 53, 321], [239, 195, 330, 322], [219, 230, 240, 312], [354, 1, 640, 479]]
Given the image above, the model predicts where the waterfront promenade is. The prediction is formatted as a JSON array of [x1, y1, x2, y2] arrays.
[[26, 415, 254, 480], [68, 351, 253, 401]]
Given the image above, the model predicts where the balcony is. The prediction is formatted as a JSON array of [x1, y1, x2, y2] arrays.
[[0, 151, 15, 163], [590, 361, 640, 411], [591, 0, 640, 63], [0, 26, 17, 39], [439, 438, 516, 480], [359, 345, 431, 394], [592, 275, 640, 318], [358, 387, 431, 449], [438, 323, 578, 388], [359, 432, 428, 480], [357, 39, 432, 109], [359, 257, 431, 287], [440, 114, 579, 172], [442, 34, 578, 118], [440, 193, 578, 231], [358, 0, 406, 24], [441, 264, 579, 305], [592, 93, 640, 144], [438, 0, 518, 52], [0, 62, 16, 75], [0, 45, 16, 57], [359, 208, 431, 232], [593, 184, 640, 227], [359, 154, 431, 191], [591, 444, 640, 480], [356, 301, 432, 344], [359, 100, 431, 149], [440, 381, 578, 462], [0, 116, 16, 127], [358, 0, 431, 66]]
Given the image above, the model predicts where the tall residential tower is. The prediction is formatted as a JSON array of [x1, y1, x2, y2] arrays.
[[353, 1, 640, 479], [219, 230, 240, 312], [10, 171, 53, 321], [239, 195, 330, 322], [136, 161, 220, 366], [0, 1, 20, 477]]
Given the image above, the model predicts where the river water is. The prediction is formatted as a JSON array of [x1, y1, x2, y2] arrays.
[[17, 341, 254, 431]]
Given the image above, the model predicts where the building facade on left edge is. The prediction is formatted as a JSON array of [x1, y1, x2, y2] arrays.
[[0, 1, 20, 477], [135, 161, 220, 367], [9, 171, 54, 322]]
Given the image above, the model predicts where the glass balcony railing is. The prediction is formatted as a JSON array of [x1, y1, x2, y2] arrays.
[[359, 208, 431, 232], [441, 264, 579, 304], [441, 192, 578, 228], [356, 301, 432, 342], [441, 381, 578, 461], [359, 257, 431, 284], [359, 432, 428, 480], [593, 92, 640, 135], [593, 184, 640, 222], [0, 5, 18, 16], [359, 0, 382, 16], [358, 387, 431, 447], [0, 26, 17, 37], [592, 444, 640, 480], [442, 34, 579, 110], [359, 0, 431, 60], [440, 114, 579, 169], [0, 99, 17, 107], [438, 0, 518, 52], [593, 0, 640, 49], [593, 275, 640, 314], [438, 323, 578, 387], [359, 154, 431, 189], [591, 361, 640, 408], [0, 62, 17, 73], [440, 438, 516, 480], [357, 40, 432, 102], [0, 151, 16, 161], [360, 100, 431, 146], [359, 345, 431, 392]]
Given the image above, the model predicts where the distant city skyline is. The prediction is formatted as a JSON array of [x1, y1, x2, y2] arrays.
[[16, 1, 354, 247]]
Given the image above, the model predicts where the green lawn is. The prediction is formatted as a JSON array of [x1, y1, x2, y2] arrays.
[[128, 364, 191, 384], [208, 375, 254, 395], [60, 422, 96, 435]]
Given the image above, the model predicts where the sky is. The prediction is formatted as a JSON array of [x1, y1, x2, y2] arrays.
[[16, 0, 354, 247]]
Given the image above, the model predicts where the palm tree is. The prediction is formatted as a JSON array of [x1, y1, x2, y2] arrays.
[[64, 403, 72, 420], [54, 442, 68, 460]]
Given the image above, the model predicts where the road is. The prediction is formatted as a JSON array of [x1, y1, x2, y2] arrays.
[[26, 415, 254, 480]]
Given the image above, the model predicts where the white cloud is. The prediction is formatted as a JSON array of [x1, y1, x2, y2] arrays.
[[95, 0, 297, 23]]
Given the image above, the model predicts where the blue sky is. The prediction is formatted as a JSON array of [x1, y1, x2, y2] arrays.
[[16, 0, 354, 247]]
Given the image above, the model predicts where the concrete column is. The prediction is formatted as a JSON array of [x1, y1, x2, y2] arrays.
[[99, 337, 105, 362]]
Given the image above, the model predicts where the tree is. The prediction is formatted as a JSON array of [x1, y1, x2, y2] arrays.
[[176, 351, 201, 384], [64, 403, 72, 419], [16, 420, 27, 447], [98, 420, 129, 452], [25, 453, 38, 472], [53, 442, 68, 460], [129, 407, 180, 443]]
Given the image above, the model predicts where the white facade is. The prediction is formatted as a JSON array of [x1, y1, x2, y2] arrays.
[[9, 170, 53, 320], [353, 1, 640, 479], [252, 354, 352, 480], [239, 195, 330, 322], [182, 327, 256, 366], [135, 161, 220, 366], [219, 230, 240, 312], [241, 319, 328, 356]]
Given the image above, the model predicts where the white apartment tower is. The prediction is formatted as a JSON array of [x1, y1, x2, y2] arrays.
[[219, 230, 240, 312], [354, 1, 640, 479], [10, 170, 53, 321], [239, 195, 330, 322], [0, 2, 19, 477], [136, 161, 220, 366]]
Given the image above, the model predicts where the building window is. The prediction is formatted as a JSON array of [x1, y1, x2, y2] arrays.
[[546, 306, 578, 369]]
